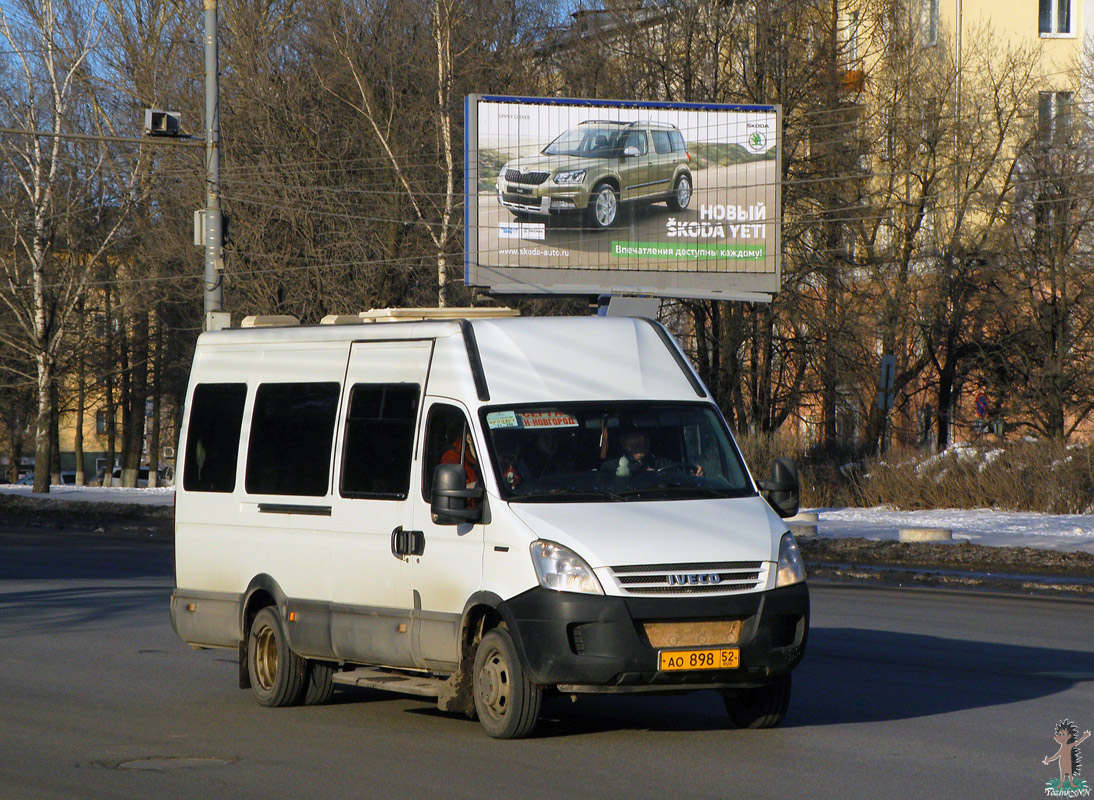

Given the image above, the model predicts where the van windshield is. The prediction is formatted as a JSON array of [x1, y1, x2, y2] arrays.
[[480, 402, 755, 503], [542, 126, 625, 157]]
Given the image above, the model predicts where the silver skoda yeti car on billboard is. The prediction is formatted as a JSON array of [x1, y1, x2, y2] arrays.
[[497, 120, 693, 229]]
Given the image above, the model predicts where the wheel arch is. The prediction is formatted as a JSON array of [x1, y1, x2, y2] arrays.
[[437, 592, 517, 716], [240, 574, 287, 641], [592, 174, 621, 194]]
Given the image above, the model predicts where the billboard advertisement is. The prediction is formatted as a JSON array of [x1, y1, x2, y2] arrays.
[[465, 94, 781, 301]]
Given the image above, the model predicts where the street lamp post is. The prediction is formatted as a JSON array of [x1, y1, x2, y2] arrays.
[[203, 0, 227, 330]]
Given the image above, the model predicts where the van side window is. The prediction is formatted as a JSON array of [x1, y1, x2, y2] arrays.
[[183, 383, 246, 493], [422, 404, 477, 500], [245, 382, 340, 497], [652, 130, 673, 154], [669, 130, 686, 153], [340, 383, 419, 499]]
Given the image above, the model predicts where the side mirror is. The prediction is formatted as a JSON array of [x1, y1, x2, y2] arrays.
[[623, 145, 641, 157], [758, 457, 799, 519], [431, 463, 484, 525]]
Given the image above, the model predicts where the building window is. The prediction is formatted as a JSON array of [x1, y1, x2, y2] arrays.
[[96, 410, 109, 435], [1039, 91, 1072, 143], [922, 0, 939, 45], [841, 10, 861, 64], [1039, 0, 1071, 34]]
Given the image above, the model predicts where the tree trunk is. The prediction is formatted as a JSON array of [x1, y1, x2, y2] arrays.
[[32, 354, 52, 494], [49, 380, 61, 484], [148, 316, 162, 487], [74, 334, 86, 485], [121, 312, 149, 487]]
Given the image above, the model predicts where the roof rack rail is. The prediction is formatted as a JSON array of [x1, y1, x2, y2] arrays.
[[343, 307, 519, 324]]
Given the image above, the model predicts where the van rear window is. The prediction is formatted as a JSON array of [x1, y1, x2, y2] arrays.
[[183, 383, 246, 493], [246, 382, 340, 497]]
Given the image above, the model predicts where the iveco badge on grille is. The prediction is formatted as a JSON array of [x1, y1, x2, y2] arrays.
[[668, 573, 723, 586]]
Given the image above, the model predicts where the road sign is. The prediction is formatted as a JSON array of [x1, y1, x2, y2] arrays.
[[877, 355, 896, 411], [975, 392, 988, 418]]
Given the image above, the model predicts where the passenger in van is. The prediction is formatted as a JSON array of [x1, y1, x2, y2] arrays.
[[516, 430, 565, 481], [441, 430, 480, 489], [601, 430, 703, 477]]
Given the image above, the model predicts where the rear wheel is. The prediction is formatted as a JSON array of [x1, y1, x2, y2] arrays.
[[723, 674, 791, 729], [247, 606, 306, 707], [473, 628, 541, 739], [302, 660, 335, 706]]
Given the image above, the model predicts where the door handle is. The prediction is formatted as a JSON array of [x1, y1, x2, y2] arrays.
[[391, 526, 425, 558]]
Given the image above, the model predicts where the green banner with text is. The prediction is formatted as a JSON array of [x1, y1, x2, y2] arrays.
[[611, 241, 766, 261]]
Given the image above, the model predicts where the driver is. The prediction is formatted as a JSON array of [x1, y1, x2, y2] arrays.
[[601, 431, 662, 476], [601, 430, 703, 477]]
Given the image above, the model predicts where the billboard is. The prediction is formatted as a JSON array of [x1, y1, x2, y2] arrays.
[[465, 94, 781, 301]]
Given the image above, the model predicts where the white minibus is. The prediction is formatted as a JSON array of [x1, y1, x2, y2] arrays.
[[170, 312, 807, 738]]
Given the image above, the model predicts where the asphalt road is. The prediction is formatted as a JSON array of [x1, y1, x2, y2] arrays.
[[2, 523, 1092, 799]]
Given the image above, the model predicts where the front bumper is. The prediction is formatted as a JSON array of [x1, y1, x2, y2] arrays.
[[496, 178, 588, 216], [497, 582, 808, 692]]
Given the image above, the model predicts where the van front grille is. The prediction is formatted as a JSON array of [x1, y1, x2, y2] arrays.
[[505, 169, 550, 185], [609, 561, 765, 595]]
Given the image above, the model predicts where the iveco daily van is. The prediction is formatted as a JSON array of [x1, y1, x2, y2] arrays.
[[170, 311, 808, 738]]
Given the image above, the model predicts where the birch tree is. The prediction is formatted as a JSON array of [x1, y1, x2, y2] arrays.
[[0, 0, 129, 492]]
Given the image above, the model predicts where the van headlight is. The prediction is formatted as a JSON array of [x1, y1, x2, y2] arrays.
[[775, 533, 807, 588], [530, 540, 603, 595], [554, 169, 586, 185]]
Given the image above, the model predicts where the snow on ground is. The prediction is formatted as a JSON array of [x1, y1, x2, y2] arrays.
[[0, 484, 175, 506], [2, 484, 1093, 554], [808, 507, 1094, 554]]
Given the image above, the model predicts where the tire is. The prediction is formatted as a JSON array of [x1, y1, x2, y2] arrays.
[[302, 660, 335, 706], [723, 674, 792, 729], [667, 173, 692, 211], [247, 606, 307, 708], [586, 182, 619, 229], [473, 628, 542, 739]]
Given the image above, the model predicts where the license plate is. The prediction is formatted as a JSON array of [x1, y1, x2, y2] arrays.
[[658, 647, 739, 672]]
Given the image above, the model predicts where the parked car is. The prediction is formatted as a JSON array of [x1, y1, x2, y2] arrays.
[[16, 471, 76, 485], [497, 119, 693, 229], [107, 466, 173, 487]]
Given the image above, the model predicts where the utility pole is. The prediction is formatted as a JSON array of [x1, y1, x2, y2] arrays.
[[204, 0, 227, 330]]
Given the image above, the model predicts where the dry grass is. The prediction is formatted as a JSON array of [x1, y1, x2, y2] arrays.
[[737, 436, 1094, 514]]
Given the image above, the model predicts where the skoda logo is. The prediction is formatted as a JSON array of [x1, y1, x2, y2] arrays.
[[667, 573, 723, 586]]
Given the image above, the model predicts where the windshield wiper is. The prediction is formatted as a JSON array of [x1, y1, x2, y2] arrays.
[[509, 488, 626, 503], [612, 484, 734, 499]]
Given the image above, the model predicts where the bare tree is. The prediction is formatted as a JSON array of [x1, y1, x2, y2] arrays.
[[0, 0, 132, 492], [989, 65, 1094, 439]]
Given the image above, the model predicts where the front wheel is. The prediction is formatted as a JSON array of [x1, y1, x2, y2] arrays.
[[667, 173, 692, 211], [723, 674, 791, 729], [586, 182, 619, 229], [473, 628, 542, 739], [247, 606, 307, 707]]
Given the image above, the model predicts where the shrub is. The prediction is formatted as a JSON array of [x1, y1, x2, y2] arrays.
[[736, 434, 1094, 513]]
